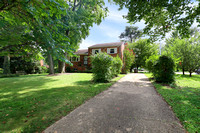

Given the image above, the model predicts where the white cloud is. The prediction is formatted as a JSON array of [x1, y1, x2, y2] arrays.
[[106, 9, 128, 24], [79, 39, 96, 49], [98, 24, 121, 38]]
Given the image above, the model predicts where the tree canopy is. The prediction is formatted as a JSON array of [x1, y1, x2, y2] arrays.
[[129, 39, 159, 70], [163, 29, 200, 76], [0, 0, 108, 74], [119, 26, 142, 43], [112, 0, 200, 39]]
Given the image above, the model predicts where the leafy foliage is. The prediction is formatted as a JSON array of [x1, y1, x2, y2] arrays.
[[91, 53, 122, 82], [0, 0, 108, 74], [145, 55, 159, 72], [112, 0, 200, 40], [163, 31, 200, 76], [129, 39, 159, 70], [122, 46, 135, 73], [119, 26, 142, 42], [112, 56, 123, 77], [152, 55, 175, 83]]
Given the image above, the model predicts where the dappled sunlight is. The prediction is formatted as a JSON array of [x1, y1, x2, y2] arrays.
[[0, 73, 125, 132], [149, 74, 200, 133]]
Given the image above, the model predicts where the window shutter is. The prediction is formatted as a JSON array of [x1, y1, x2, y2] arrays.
[[78, 57, 80, 61], [107, 48, 110, 53], [99, 49, 101, 53], [114, 48, 117, 53], [92, 49, 95, 55]]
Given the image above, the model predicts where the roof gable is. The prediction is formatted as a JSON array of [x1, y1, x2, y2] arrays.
[[88, 42, 124, 48], [74, 49, 88, 55]]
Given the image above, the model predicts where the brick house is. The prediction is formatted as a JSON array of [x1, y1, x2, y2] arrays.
[[66, 42, 128, 72]]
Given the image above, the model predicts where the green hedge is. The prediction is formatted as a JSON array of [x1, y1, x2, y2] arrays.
[[152, 55, 175, 83], [91, 53, 122, 82]]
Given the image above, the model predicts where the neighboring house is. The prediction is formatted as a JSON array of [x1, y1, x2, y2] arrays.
[[66, 42, 128, 72]]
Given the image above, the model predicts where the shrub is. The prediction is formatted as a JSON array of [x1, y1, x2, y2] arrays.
[[91, 53, 113, 82], [122, 47, 135, 73], [112, 56, 123, 77], [146, 55, 159, 72], [66, 66, 71, 72], [91, 53, 122, 82], [152, 55, 175, 83]]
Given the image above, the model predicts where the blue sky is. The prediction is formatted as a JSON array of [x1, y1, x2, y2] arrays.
[[79, 0, 199, 49], [79, 0, 146, 49]]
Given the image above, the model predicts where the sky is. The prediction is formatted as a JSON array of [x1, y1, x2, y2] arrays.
[[79, 0, 199, 50], [79, 1, 146, 49]]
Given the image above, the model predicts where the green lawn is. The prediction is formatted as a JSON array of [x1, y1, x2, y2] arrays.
[[0, 73, 125, 133], [145, 73, 200, 133]]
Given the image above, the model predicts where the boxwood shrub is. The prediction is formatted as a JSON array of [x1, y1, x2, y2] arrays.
[[91, 53, 122, 82], [152, 55, 175, 83]]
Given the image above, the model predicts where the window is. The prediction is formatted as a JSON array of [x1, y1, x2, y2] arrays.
[[107, 48, 117, 54], [70, 56, 80, 62], [92, 49, 101, 55], [95, 50, 99, 54], [110, 49, 115, 53]]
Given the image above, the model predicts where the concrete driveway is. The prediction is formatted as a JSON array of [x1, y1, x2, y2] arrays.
[[44, 73, 185, 133]]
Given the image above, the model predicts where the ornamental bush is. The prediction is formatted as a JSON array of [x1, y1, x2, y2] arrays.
[[112, 56, 123, 77], [152, 55, 175, 83], [91, 53, 122, 82]]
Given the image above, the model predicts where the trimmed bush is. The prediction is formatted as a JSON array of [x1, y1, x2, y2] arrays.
[[91, 53, 122, 82], [112, 56, 123, 77], [152, 55, 175, 83]]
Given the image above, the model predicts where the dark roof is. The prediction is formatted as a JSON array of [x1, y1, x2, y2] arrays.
[[89, 42, 124, 48], [74, 49, 88, 55]]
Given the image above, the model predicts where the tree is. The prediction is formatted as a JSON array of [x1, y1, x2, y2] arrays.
[[0, 0, 108, 74], [119, 26, 142, 43], [112, 0, 200, 40], [186, 39, 200, 76], [163, 28, 200, 76], [129, 39, 159, 71], [164, 37, 200, 76]]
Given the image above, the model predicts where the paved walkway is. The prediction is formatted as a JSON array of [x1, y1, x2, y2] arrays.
[[45, 73, 184, 133]]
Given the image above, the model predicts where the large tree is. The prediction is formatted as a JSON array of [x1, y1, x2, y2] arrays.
[[119, 26, 142, 43], [129, 39, 159, 71], [164, 32, 200, 76], [112, 0, 200, 39], [0, 0, 107, 74]]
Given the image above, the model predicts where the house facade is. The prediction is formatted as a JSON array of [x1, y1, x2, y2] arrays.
[[66, 42, 128, 72]]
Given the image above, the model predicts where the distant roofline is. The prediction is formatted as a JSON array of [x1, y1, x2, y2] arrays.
[[88, 42, 124, 48], [74, 49, 88, 55]]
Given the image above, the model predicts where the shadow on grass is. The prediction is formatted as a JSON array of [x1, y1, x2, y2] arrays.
[[176, 74, 200, 82], [152, 82, 200, 132], [0, 74, 119, 133]]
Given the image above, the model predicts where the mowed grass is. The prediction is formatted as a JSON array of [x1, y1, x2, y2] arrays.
[[145, 73, 200, 133], [0, 73, 125, 133]]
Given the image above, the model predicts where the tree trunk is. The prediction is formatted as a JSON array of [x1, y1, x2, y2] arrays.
[[48, 53, 54, 75], [58, 52, 67, 73], [182, 67, 185, 75], [58, 60, 65, 73], [189, 72, 192, 77], [3, 55, 11, 74]]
